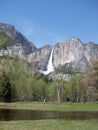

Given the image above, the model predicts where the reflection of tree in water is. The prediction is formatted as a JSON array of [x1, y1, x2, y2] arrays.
[[0, 109, 98, 121], [0, 109, 14, 121]]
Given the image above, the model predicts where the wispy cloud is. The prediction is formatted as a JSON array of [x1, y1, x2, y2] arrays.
[[18, 18, 67, 48], [18, 19, 34, 37]]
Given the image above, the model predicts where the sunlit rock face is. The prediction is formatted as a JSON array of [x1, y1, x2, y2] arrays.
[[53, 38, 98, 73], [0, 44, 25, 59], [27, 45, 52, 71], [53, 38, 84, 66]]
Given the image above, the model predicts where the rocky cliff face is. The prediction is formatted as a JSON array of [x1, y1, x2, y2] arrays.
[[0, 23, 98, 74], [53, 38, 98, 73], [27, 45, 52, 71], [27, 37, 98, 73], [0, 23, 37, 56], [0, 44, 25, 59]]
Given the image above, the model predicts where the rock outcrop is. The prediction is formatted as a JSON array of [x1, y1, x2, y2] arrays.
[[0, 44, 25, 59], [53, 38, 98, 73]]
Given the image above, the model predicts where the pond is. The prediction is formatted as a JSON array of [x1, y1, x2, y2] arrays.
[[0, 109, 98, 121]]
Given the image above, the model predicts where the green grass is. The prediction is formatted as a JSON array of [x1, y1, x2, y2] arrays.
[[0, 102, 98, 111], [0, 119, 98, 130]]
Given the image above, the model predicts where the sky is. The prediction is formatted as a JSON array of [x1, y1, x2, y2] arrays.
[[0, 0, 98, 48]]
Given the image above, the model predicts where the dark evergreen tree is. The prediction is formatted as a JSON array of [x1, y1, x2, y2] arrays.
[[0, 70, 14, 102]]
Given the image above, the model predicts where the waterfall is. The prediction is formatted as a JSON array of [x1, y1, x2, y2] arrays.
[[40, 48, 54, 75]]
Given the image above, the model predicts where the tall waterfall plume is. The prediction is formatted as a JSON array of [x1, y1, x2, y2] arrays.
[[40, 48, 54, 75]]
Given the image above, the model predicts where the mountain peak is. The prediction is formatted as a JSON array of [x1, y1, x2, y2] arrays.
[[0, 23, 37, 54], [0, 23, 30, 43], [70, 37, 81, 42], [0, 23, 15, 38]]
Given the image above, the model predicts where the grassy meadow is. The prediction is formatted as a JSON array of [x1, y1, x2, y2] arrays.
[[0, 102, 98, 111], [0, 119, 98, 130]]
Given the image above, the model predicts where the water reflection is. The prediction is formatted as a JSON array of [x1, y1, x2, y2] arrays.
[[0, 109, 98, 121]]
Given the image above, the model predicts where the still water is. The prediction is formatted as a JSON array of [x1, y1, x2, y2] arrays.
[[0, 109, 98, 121]]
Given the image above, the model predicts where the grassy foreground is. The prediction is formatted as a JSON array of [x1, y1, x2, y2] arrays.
[[0, 101, 98, 111], [0, 119, 98, 130], [0, 102, 98, 130]]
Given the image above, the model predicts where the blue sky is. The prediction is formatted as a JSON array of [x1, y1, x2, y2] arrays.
[[0, 0, 98, 48]]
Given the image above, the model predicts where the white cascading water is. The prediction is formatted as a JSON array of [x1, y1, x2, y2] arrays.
[[40, 48, 54, 75]]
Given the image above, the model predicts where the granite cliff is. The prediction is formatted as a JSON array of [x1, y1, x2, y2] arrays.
[[0, 23, 98, 74], [53, 38, 98, 73]]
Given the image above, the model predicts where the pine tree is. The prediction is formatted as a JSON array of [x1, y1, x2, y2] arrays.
[[0, 70, 13, 102]]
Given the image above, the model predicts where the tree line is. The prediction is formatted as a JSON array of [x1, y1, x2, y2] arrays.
[[0, 56, 98, 102]]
